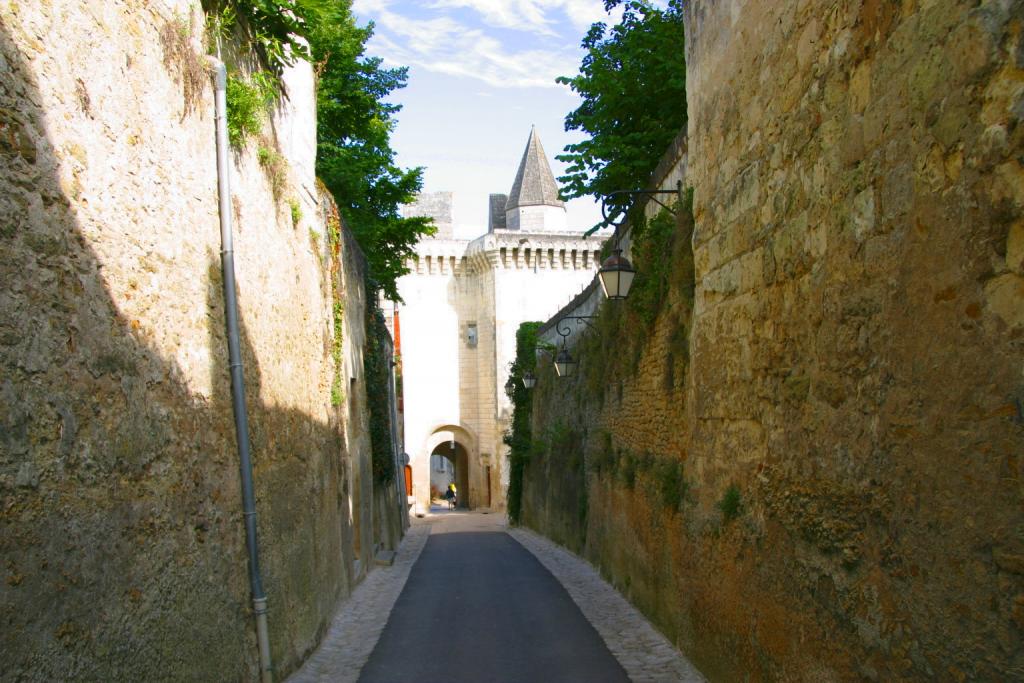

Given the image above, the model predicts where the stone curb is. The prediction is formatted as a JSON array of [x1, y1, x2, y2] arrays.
[[508, 527, 706, 683], [287, 521, 434, 683]]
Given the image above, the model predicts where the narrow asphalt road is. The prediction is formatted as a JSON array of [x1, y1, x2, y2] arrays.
[[357, 512, 629, 683]]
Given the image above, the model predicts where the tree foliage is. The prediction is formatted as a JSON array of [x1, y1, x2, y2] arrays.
[[556, 0, 686, 215], [204, 0, 433, 301], [202, 0, 314, 73], [307, 4, 434, 301]]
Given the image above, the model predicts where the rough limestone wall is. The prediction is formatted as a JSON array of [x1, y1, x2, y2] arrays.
[[522, 185, 698, 644], [684, 0, 1024, 679], [523, 0, 1024, 680], [0, 1, 399, 679]]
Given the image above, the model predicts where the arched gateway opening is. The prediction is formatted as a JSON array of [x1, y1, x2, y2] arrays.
[[430, 440, 469, 508], [423, 425, 475, 510]]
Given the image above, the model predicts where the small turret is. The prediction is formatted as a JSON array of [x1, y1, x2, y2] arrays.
[[504, 127, 567, 232]]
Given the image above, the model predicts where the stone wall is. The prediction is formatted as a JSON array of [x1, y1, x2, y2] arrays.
[[522, 0, 1024, 680], [0, 1, 402, 679]]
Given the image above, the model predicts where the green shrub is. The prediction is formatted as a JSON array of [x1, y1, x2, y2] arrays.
[[256, 144, 288, 197], [718, 484, 742, 522], [655, 458, 687, 512], [619, 452, 638, 489], [204, 1, 311, 75], [505, 321, 542, 524], [627, 204, 679, 327], [226, 72, 275, 147], [289, 198, 302, 227]]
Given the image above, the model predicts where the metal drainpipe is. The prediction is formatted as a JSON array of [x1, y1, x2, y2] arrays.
[[388, 351, 406, 531], [209, 57, 274, 683]]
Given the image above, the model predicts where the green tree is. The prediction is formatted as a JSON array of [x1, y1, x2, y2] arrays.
[[307, 4, 434, 301], [204, 1, 432, 300], [556, 0, 686, 217]]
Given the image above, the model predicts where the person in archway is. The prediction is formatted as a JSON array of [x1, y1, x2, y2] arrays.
[[445, 482, 457, 510]]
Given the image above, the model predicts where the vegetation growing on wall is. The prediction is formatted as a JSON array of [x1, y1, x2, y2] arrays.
[[589, 435, 688, 512], [556, 0, 686, 215], [718, 484, 742, 523], [225, 72, 276, 146], [365, 285, 396, 485], [159, 12, 206, 117], [256, 143, 288, 197], [504, 321, 542, 524], [576, 189, 696, 404], [326, 210, 345, 407], [199, 1, 433, 299], [628, 191, 694, 326], [510, 187, 696, 555], [202, 0, 312, 74]]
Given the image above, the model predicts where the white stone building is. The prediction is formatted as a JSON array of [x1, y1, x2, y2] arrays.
[[388, 129, 606, 512]]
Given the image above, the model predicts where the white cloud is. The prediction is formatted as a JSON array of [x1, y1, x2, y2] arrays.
[[360, 3, 581, 89], [427, 0, 613, 33], [429, 0, 554, 34], [556, 0, 617, 31], [352, 0, 394, 15]]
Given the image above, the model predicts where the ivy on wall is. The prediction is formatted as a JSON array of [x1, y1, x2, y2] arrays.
[[324, 202, 394, 485], [503, 188, 697, 552], [198, 1, 433, 300], [364, 285, 396, 485], [577, 188, 696, 405], [325, 204, 345, 407], [504, 321, 542, 524]]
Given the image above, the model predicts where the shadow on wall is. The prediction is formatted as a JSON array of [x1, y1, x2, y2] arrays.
[[0, 24, 359, 681]]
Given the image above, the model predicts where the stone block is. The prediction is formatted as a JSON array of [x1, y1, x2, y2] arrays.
[[848, 187, 876, 242], [1007, 220, 1024, 274], [849, 61, 871, 114], [983, 273, 1024, 328]]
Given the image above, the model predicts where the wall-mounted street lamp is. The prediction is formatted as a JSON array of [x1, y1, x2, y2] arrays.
[[588, 184, 684, 301], [554, 348, 576, 378], [598, 249, 636, 300], [553, 316, 595, 378], [523, 370, 537, 389]]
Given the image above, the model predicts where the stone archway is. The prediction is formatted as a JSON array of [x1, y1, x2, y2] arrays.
[[422, 424, 477, 509]]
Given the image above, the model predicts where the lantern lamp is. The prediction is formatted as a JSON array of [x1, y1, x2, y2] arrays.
[[554, 348, 577, 377], [598, 248, 636, 300]]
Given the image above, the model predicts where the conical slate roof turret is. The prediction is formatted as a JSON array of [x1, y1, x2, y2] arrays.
[[505, 127, 565, 210]]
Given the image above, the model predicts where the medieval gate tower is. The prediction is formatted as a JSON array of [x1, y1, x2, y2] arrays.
[[389, 128, 604, 512]]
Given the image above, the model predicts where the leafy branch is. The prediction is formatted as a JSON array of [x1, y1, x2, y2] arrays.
[[556, 0, 687, 217]]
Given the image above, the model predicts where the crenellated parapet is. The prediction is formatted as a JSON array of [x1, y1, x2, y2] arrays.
[[405, 230, 610, 277], [404, 238, 471, 276], [407, 232, 609, 277]]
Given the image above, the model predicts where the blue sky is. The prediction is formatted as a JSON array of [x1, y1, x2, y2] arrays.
[[351, 0, 623, 238]]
